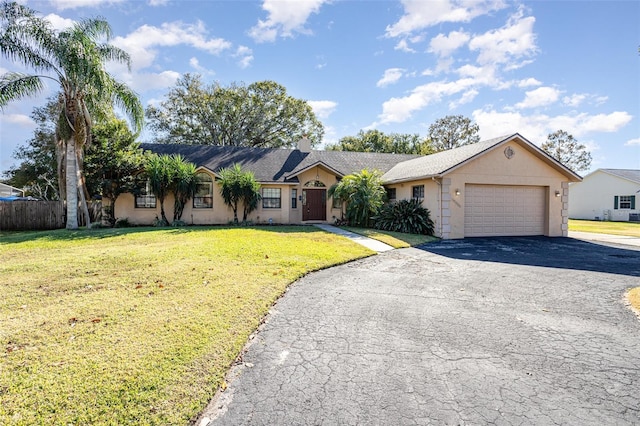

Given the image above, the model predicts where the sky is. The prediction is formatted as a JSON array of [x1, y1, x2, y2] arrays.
[[1, 0, 639, 176]]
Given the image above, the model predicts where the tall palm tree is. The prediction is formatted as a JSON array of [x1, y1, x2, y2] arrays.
[[0, 2, 143, 229]]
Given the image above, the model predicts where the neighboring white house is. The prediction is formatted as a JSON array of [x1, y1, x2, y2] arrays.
[[0, 183, 24, 197], [569, 169, 639, 222]]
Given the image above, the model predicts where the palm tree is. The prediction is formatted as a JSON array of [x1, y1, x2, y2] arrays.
[[145, 154, 173, 226], [218, 163, 261, 224], [0, 2, 143, 229], [170, 155, 198, 223], [328, 169, 386, 227]]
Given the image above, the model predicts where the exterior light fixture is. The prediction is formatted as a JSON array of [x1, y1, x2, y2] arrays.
[[555, 190, 561, 197], [455, 189, 461, 196]]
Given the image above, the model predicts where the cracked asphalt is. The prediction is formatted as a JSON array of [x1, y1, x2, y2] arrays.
[[202, 237, 640, 425]]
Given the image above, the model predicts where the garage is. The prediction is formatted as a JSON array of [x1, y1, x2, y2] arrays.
[[464, 184, 546, 237]]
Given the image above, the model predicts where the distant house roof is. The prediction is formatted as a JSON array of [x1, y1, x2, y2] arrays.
[[0, 182, 24, 197], [597, 169, 640, 185], [382, 133, 582, 184], [139, 143, 419, 184]]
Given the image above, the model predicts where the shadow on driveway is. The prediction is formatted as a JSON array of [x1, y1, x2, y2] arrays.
[[417, 236, 640, 278]]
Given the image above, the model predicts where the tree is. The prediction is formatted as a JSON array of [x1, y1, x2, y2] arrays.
[[170, 158, 198, 223], [0, 2, 143, 229], [326, 129, 434, 155], [146, 74, 324, 148], [3, 98, 61, 200], [218, 163, 261, 224], [328, 169, 386, 227], [84, 118, 145, 226], [144, 154, 174, 226], [541, 130, 592, 172], [428, 115, 480, 152]]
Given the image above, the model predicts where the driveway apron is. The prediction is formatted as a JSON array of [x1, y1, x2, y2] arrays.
[[201, 237, 640, 426]]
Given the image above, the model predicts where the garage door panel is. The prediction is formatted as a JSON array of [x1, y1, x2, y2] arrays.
[[464, 184, 545, 237]]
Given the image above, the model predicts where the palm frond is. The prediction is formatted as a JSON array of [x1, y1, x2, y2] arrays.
[[0, 72, 46, 107]]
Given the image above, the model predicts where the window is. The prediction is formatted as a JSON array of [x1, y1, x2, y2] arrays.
[[412, 185, 424, 200], [134, 175, 156, 208], [291, 189, 297, 209], [262, 188, 281, 208], [332, 196, 342, 209], [615, 195, 635, 210], [386, 188, 397, 201], [193, 173, 213, 208], [304, 180, 326, 187]]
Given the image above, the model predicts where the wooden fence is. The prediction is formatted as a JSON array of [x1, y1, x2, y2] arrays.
[[0, 200, 65, 231]]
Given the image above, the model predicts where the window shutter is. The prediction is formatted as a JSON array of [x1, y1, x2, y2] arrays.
[[614, 196, 619, 210], [631, 195, 636, 210]]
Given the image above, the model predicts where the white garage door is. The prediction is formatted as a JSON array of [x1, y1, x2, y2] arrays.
[[464, 185, 546, 237]]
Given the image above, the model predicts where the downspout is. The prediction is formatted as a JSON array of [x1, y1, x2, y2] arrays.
[[432, 176, 443, 238]]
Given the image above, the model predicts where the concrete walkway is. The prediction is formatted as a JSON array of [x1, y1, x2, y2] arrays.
[[569, 230, 640, 249], [313, 224, 394, 252]]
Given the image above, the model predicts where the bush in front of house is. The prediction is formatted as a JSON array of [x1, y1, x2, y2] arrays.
[[373, 199, 435, 235]]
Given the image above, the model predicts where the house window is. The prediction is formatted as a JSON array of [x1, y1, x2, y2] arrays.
[[193, 172, 213, 208], [412, 185, 424, 200], [291, 189, 297, 209], [332, 196, 342, 209], [134, 175, 156, 208], [615, 195, 635, 210], [262, 188, 281, 208], [386, 188, 397, 201], [304, 180, 325, 187]]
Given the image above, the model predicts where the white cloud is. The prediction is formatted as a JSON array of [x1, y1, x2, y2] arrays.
[[0, 113, 35, 128], [49, 0, 125, 10], [43, 13, 75, 31], [386, 0, 507, 38], [377, 68, 405, 88], [189, 57, 205, 72], [233, 46, 254, 69], [468, 10, 537, 67], [449, 89, 479, 109], [428, 30, 470, 57], [249, 0, 330, 43], [112, 21, 232, 71], [148, 0, 168, 5], [121, 70, 181, 92], [625, 138, 640, 146], [515, 86, 561, 109], [473, 109, 633, 144], [518, 78, 542, 88], [308, 100, 338, 119], [563, 93, 587, 107], [377, 78, 475, 124], [394, 39, 416, 53]]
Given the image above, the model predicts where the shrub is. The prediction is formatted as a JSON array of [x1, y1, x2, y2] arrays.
[[114, 217, 131, 228], [373, 199, 435, 235]]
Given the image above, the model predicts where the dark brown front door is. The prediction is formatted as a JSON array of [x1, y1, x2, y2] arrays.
[[303, 189, 326, 221]]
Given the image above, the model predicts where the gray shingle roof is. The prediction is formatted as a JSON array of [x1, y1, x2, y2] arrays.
[[600, 169, 640, 184], [382, 134, 515, 183], [139, 143, 419, 183]]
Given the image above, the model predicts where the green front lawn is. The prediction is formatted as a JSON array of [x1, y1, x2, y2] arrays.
[[342, 227, 439, 248], [568, 219, 640, 237], [0, 226, 372, 425]]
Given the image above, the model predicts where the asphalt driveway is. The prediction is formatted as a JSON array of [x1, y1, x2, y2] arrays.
[[201, 237, 640, 425]]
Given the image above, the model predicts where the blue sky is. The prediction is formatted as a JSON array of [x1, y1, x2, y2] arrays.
[[1, 0, 638, 175]]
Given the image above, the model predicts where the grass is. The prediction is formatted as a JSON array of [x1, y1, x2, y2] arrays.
[[342, 226, 439, 248], [569, 219, 640, 237], [0, 226, 372, 425]]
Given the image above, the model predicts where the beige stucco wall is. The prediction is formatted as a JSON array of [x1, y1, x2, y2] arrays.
[[442, 141, 571, 239], [111, 166, 345, 226], [568, 171, 639, 221], [384, 179, 441, 234]]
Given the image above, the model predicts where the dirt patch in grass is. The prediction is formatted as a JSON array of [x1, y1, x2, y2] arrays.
[[0, 226, 372, 425], [627, 287, 640, 318], [569, 220, 640, 237], [342, 227, 439, 248]]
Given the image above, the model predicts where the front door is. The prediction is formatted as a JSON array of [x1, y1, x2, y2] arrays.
[[303, 189, 326, 221]]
